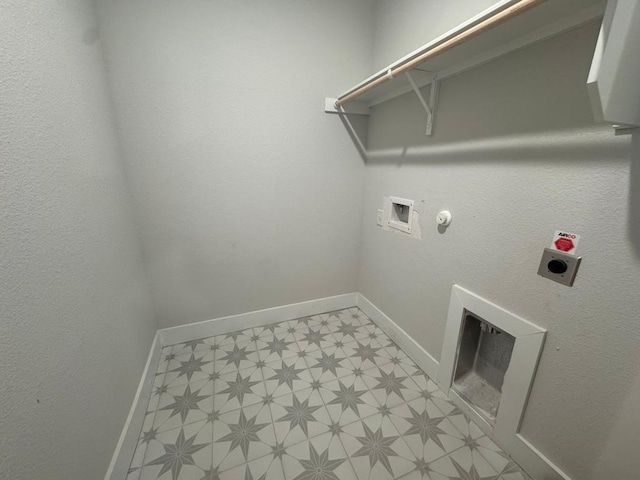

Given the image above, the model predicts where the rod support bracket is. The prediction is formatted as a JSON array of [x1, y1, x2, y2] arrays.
[[405, 71, 439, 136]]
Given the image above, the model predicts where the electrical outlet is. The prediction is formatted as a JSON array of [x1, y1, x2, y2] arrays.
[[376, 209, 383, 226], [537, 248, 582, 287]]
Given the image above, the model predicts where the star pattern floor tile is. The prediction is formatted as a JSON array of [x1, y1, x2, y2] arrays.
[[127, 307, 532, 480]]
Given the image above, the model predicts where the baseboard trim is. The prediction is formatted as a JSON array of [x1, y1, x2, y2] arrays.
[[356, 293, 439, 380], [104, 333, 161, 480], [107, 292, 572, 480], [105, 293, 359, 480], [158, 293, 359, 347], [355, 293, 570, 480], [511, 433, 572, 480]]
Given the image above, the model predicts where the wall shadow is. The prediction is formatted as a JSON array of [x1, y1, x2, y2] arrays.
[[628, 132, 640, 259], [362, 125, 633, 165], [338, 112, 368, 163]]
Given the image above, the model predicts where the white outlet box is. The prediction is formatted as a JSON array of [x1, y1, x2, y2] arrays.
[[376, 209, 383, 226], [388, 197, 414, 233]]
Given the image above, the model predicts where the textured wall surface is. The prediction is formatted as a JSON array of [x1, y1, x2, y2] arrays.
[[592, 363, 640, 479], [0, 1, 157, 478], [97, 0, 373, 328], [4, 1, 639, 479], [358, 9, 640, 479]]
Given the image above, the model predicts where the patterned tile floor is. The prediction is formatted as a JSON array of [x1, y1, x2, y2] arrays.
[[127, 308, 531, 480]]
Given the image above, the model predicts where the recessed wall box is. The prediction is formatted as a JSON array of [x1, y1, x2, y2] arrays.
[[439, 285, 546, 448], [388, 197, 414, 233], [452, 311, 516, 424], [537, 248, 582, 287]]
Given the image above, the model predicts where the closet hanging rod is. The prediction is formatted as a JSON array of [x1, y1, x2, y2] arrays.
[[334, 0, 547, 108]]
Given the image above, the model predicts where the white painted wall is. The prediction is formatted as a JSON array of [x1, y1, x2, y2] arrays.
[[4, 2, 638, 479], [358, 5, 640, 479], [96, 0, 373, 328], [0, 1, 157, 478], [592, 366, 640, 479]]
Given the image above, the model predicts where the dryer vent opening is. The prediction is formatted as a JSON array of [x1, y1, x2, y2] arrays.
[[452, 310, 515, 424]]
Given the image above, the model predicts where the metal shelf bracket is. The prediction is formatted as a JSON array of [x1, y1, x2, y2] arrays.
[[405, 71, 439, 136]]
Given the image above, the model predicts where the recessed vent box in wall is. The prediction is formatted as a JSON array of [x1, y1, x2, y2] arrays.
[[453, 311, 516, 424], [439, 285, 546, 449], [388, 197, 413, 233]]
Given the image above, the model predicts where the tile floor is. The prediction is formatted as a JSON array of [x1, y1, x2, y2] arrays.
[[127, 307, 531, 480]]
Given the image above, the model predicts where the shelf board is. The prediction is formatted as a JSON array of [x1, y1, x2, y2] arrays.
[[337, 0, 605, 108]]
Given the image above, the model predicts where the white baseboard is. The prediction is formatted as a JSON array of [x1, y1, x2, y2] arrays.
[[158, 293, 359, 347], [105, 293, 358, 480], [356, 293, 570, 480], [104, 333, 161, 480], [356, 293, 439, 380], [511, 434, 572, 480], [107, 292, 572, 480]]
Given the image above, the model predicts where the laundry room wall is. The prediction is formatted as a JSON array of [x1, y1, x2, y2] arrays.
[[97, 0, 374, 328], [0, 1, 157, 478], [357, 2, 640, 478]]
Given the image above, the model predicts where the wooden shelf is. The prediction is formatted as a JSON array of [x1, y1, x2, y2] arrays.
[[329, 0, 605, 111]]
